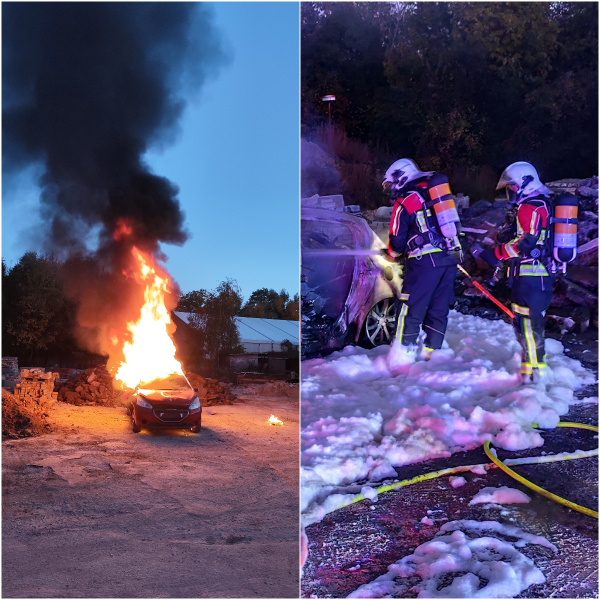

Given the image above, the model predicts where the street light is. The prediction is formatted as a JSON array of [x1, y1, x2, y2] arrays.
[[321, 94, 336, 125]]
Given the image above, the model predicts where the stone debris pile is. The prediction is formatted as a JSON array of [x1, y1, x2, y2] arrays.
[[56, 366, 123, 407], [15, 368, 59, 404], [185, 372, 239, 405], [2, 387, 53, 439]]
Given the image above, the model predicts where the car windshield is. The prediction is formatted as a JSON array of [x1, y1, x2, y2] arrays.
[[138, 373, 190, 391], [301, 219, 355, 319]]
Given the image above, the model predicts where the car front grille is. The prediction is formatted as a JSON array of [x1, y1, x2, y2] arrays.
[[153, 408, 189, 423]]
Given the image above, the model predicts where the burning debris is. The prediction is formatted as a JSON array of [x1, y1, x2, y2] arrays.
[[268, 414, 284, 426]]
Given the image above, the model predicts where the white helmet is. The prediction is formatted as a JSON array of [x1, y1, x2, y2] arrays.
[[496, 161, 551, 200], [382, 158, 433, 193]]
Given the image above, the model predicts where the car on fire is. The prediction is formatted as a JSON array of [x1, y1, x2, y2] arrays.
[[129, 372, 202, 434], [301, 206, 403, 356]]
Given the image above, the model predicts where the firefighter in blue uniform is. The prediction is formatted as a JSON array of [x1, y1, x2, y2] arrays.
[[383, 158, 462, 360], [474, 161, 555, 384]]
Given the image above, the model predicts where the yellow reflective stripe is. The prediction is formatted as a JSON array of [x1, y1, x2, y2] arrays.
[[408, 245, 442, 258], [416, 211, 428, 232], [511, 303, 530, 316], [505, 241, 519, 258], [399, 293, 410, 301], [529, 210, 538, 234], [523, 318, 539, 368], [519, 263, 549, 276], [521, 362, 533, 375], [391, 205, 402, 235], [396, 303, 408, 342]]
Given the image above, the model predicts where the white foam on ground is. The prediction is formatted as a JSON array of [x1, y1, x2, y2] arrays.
[[469, 486, 531, 505], [302, 312, 594, 597], [347, 520, 557, 599], [302, 312, 594, 522]]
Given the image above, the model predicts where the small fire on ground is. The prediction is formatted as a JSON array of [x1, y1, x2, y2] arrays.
[[114, 246, 183, 389], [268, 414, 284, 426]]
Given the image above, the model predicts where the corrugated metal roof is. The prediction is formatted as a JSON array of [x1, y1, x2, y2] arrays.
[[173, 312, 299, 344]]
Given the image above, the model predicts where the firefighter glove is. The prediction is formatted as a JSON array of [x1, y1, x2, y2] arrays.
[[470, 243, 484, 259], [480, 249, 500, 268]]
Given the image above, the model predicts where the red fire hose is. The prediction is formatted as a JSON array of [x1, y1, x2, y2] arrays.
[[457, 264, 515, 320]]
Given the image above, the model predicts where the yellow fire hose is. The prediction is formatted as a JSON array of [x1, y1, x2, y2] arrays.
[[484, 421, 599, 518], [341, 422, 598, 518]]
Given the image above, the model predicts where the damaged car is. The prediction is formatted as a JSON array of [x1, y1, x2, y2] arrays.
[[129, 372, 202, 434], [301, 206, 403, 356]]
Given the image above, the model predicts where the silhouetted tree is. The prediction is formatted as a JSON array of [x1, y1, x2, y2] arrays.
[[2, 252, 77, 363], [240, 288, 299, 320]]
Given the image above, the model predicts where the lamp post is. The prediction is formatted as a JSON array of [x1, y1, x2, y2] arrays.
[[321, 94, 336, 125]]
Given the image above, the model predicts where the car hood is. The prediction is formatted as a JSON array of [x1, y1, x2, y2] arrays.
[[136, 388, 196, 404]]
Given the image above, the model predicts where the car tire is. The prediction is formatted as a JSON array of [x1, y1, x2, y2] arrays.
[[131, 417, 141, 433], [360, 297, 397, 348], [190, 423, 201, 434]]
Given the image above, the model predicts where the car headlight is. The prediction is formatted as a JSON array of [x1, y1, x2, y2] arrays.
[[189, 396, 201, 411], [136, 397, 153, 409]]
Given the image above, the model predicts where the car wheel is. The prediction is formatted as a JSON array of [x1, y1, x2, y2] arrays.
[[361, 298, 397, 347], [190, 424, 201, 434], [131, 416, 141, 433]]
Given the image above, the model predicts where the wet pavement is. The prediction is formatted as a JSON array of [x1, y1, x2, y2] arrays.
[[302, 366, 598, 598]]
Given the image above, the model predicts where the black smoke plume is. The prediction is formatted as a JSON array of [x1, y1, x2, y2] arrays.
[[2, 2, 229, 360]]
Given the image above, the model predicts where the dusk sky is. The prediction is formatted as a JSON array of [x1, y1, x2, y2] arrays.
[[2, 2, 300, 302]]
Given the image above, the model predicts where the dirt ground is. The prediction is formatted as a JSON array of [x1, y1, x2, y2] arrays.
[[2, 385, 300, 598]]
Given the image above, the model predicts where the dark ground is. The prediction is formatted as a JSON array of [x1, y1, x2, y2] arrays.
[[302, 331, 598, 599]]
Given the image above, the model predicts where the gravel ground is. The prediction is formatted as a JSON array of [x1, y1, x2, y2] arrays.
[[3, 387, 300, 598]]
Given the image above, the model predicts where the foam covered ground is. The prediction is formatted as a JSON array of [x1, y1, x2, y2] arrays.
[[301, 311, 595, 525]]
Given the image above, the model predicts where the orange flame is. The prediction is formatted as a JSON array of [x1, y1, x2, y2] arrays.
[[267, 414, 283, 426], [115, 247, 183, 388]]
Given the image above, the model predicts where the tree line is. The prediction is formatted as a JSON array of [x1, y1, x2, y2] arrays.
[[2, 252, 299, 367], [301, 2, 597, 206]]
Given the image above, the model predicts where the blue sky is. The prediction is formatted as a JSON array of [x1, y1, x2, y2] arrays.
[[1, 2, 300, 302]]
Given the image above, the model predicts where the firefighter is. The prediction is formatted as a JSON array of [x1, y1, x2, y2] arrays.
[[473, 161, 554, 384], [383, 158, 462, 360]]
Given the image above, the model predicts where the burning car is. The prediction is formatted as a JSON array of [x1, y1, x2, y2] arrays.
[[129, 372, 202, 434], [301, 206, 403, 356]]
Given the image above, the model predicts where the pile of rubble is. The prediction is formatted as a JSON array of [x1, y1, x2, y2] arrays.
[[185, 372, 239, 406], [1, 365, 58, 438], [2, 389, 53, 438], [56, 366, 124, 407], [14, 368, 59, 403]]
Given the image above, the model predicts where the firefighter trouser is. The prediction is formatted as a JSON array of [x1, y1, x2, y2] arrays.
[[510, 274, 554, 376], [395, 261, 457, 351]]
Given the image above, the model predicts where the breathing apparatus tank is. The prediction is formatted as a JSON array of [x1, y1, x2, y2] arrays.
[[427, 174, 462, 251], [552, 192, 579, 272]]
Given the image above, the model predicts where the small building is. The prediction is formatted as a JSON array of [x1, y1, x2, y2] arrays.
[[171, 312, 299, 377]]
